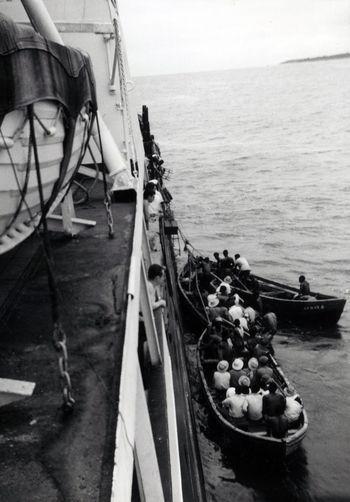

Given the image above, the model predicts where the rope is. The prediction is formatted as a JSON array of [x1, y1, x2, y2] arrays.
[[0, 127, 32, 237], [95, 113, 114, 239]]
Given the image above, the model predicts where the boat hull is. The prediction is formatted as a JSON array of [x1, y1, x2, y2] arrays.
[[232, 274, 346, 326], [197, 331, 308, 459]]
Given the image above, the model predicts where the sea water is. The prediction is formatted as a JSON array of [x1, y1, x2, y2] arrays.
[[134, 60, 350, 502]]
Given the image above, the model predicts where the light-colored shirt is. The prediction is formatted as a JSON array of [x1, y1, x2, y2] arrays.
[[239, 317, 249, 331], [222, 394, 247, 418], [148, 190, 163, 217], [235, 256, 251, 271], [244, 307, 256, 324], [213, 371, 230, 390], [284, 397, 303, 423], [228, 305, 244, 321], [216, 282, 231, 295], [243, 393, 263, 421]]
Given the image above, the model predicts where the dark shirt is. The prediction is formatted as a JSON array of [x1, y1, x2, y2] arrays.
[[256, 365, 273, 384], [300, 280, 310, 296], [221, 256, 235, 269], [202, 261, 211, 273], [262, 393, 286, 417], [245, 275, 260, 296], [253, 344, 270, 360], [207, 306, 228, 322], [266, 415, 289, 438], [229, 368, 247, 388]]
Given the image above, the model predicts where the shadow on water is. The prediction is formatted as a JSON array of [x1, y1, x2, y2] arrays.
[[201, 406, 311, 502], [221, 445, 310, 502]]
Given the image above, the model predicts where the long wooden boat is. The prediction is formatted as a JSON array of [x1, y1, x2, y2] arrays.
[[219, 273, 346, 325], [179, 254, 346, 325], [197, 329, 308, 458]]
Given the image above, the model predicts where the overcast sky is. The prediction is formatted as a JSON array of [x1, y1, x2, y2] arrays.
[[118, 0, 350, 76]]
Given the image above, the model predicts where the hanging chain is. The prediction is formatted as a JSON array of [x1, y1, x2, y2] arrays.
[[28, 104, 75, 412], [104, 191, 114, 238], [53, 323, 75, 411]]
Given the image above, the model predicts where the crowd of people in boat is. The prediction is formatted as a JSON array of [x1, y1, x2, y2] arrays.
[[193, 249, 312, 308], [203, 315, 303, 438], [213, 356, 303, 438], [196, 250, 303, 438]]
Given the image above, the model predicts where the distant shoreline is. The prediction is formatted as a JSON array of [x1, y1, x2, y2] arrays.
[[282, 53, 350, 64]]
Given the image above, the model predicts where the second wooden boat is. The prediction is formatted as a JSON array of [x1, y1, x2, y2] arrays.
[[197, 329, 308, 458]]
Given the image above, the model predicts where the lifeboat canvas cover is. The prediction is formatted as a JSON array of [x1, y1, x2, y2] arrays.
[[0, 13, 97, 120]]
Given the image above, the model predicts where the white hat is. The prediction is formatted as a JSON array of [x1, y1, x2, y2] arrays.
[[248, 357, 259, 370], [217, 360, 229, 372], [238, 375, 251, 387], [226, 387, 236, 398], [149, 179, 158, 185], [224, 275, 232, 284], [232, 358, 244, 371], [207, 294, 219, 308]]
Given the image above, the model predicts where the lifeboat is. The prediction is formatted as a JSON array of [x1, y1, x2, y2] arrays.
[[0, 13, 97, 254]]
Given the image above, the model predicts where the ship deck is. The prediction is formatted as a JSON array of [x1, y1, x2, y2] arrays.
[[0, 184, 136, 501]]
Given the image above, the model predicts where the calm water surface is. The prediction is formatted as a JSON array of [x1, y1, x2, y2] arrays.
[[134, 61, 350, 501]]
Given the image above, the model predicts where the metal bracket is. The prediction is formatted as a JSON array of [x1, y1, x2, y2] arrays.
[[47, 189, 96, 235]]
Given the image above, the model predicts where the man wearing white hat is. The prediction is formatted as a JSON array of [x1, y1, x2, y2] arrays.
[[213, 360, 230, 391], [206, 294, 228, 321], [229, 358, 246, 388]]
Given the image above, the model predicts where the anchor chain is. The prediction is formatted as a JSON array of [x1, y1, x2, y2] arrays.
[[53, 323, 75, 411], [104, 191, 114, 239], [28, 104, 75, 412]]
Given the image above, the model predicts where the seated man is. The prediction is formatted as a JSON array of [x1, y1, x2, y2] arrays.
[[253, 337, 272, 360], [243, 383, 263, 422], [283, 387, 303, 426], [234, 254, 251, 281], [295, 275, 311, 299], [255, 356, 273, 386], [216, 285, 230, 306], [216, 277, 232, 296], [206, 294, 229, 322], [229, 358, 246, 388], [222, 385, 247, 419], [213, 252, 222, 273], [228, 303, 244, 322], [221, 250, 235, 277], [213, 360, 231, 391]]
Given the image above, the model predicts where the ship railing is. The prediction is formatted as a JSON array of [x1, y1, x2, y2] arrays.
[[110, 165, 183, 501]]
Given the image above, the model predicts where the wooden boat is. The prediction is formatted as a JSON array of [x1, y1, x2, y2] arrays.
[[178, 259, 209, 328], [197, 329, 308, 458], [212, 273, 346, 325], [0, 14, 97, 254], [179, 252, 346, 325]]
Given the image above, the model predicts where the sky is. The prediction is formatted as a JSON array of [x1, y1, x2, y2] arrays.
[[118, 0, 350, 76]]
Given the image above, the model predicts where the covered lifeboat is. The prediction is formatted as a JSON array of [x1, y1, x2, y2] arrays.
[[0, 13, 97, 254]]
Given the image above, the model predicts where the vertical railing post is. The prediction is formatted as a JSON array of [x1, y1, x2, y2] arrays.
[[134, 362, 165, 501]]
